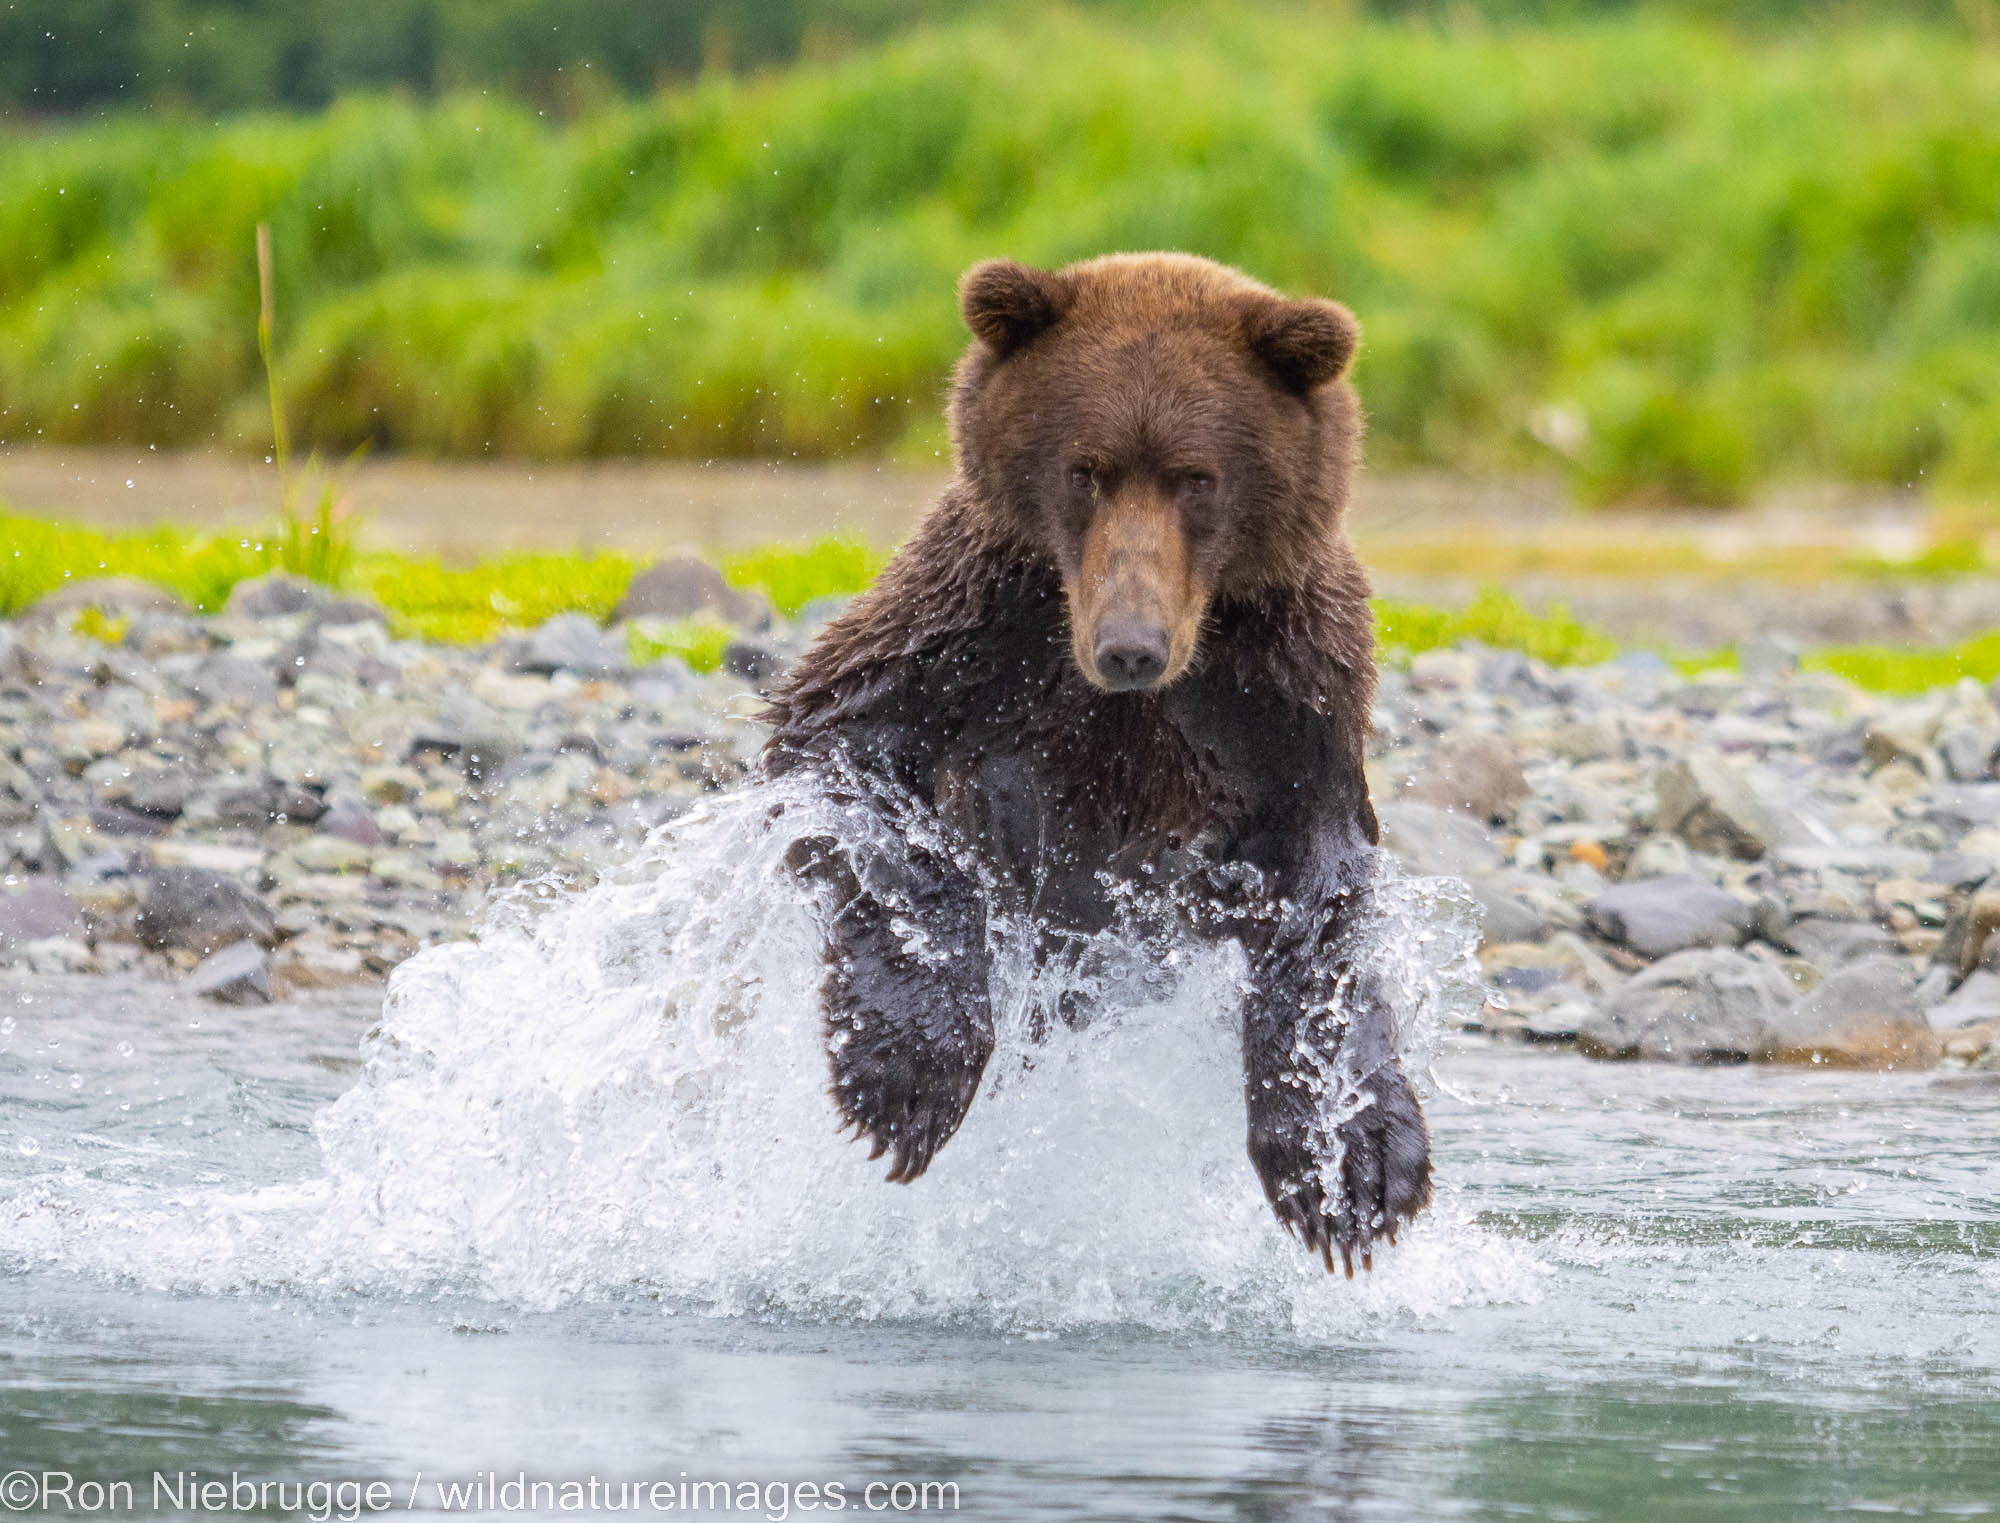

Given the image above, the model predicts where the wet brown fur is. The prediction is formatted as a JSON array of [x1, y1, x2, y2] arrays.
[[761, 253, 1428, 1273]]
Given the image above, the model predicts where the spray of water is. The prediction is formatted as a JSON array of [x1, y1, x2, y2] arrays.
[[297, 776, 1529, 1335], [2, 774, 1538, 1336]]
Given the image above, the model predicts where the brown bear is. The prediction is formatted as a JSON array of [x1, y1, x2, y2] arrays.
[[761, 252, 1428, 1274]]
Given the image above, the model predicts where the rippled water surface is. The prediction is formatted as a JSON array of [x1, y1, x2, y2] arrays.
[[3, 789, 1996, 1519]]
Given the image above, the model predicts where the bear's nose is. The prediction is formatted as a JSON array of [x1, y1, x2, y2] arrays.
[[1093, 621, 1171, 690]]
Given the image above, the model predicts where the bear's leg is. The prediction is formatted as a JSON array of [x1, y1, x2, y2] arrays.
[[789, 834, 994, 1183], [1240, 886, 1432, 1276]]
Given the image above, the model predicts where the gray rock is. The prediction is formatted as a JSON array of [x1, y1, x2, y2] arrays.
[[1927, 879, 2000, 982], [1924, 785, 2000, 836], [1914, 963, 1958, 1009], [1928, 851, 2000, 891], [211, 777, 326, 828], [0, 877, 86, 954], [317, 803, 387, 847], [1579, 949, 1794, 1063], [1461, 871, 1547, 943], [1812, 715, 1870, 768], [311, 597, 386, 629], [1623, 833, 1695, 881], [359, 765, 427, 805], [410, 694, 521, 781], [88, 803, 165, 839], [93, 648, 167, 695], [135, 867, 277, 956], [1521, 995, 1590, 1045], [1405, 728, 1529, 824], [1779, 915, 1901, 968], [1772, 844, 1932, 877], [513, 615, 623, 679], [1655, 755, 1780, 860], [187, 652, 279, 709], [1378, 799, 1504, 877], [67, 849, 131, 883], [1587, 874, 1752, 958], [722, 638, 786, 683], [613, 557, 767, 627], [1764, 957, 1938, 1068], [1738, 632, 1800, 687], [223, 573, 326, 620], [188, 939, 273, 1004], [290, 835, 373, 873], [628, 672, 689, 706], [1928, 967, 2000, 1029], [1938, 722, 2000, 782], [21, 577, 188, 626], [20, 936, 94, 973], [0, 624, 34, 685], [122, 765, 197, 818], [275, 630, 360, 689], [1864, 701, 1944, 770]]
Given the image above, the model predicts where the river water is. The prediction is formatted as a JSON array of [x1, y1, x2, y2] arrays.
[[3, 786, 1996, 1519]]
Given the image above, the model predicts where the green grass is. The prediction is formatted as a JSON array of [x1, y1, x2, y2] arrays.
[[720, 535, 888, 617], [1682, 631, 2000, 695], [1, 512, 276, 613], [360, 549, 640, 643], [627, 618, 736, 675], [1803, 635, 2000, 697], [1376, 587, 1619, 667], [1, 509, 890, 644], [18, 505, 2000, 695], [2, 10, 1998, 506]]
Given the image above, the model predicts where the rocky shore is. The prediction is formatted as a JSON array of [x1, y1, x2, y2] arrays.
[[3, 565, 1998, 1074], [1372, 642, 2000, 1072], [0, 565, 789, 1002]]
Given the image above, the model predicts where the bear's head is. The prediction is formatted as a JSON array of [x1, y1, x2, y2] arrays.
[[949, 252, 1362, 693]]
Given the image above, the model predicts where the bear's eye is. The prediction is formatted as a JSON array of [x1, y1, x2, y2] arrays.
[[1178, 472, 1216, 502], [1069, 464, 1097, 496]]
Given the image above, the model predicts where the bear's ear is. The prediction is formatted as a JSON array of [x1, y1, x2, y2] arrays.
[[1246, 297, 1360, 394], [960, 259, 1072, 357]]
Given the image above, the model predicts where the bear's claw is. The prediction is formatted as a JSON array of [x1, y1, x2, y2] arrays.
[[840, 1093, 965, 1183], [1252, 1062, 1431, 1275]]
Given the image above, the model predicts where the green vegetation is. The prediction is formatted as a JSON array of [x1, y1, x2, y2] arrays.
[[0, 509, 875, 647], [3, 1, 1969, 116], [1376, 587, 1619, 667], [19, 503, 2000, 692], [720, 536, 887, 617], [1, 512, 275, 614], [1804, 635, 2000, 697], [256, 219, 367, 587], [1682, 631, 2000, 696], [1, 9, 1997, 505], [627, 618, 736, 675], [359, 549, 639, 642]]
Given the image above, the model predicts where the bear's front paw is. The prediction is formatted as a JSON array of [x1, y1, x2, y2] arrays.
[[832, 1051, 983, 1184], [1250, 1063, 1431, 1276]]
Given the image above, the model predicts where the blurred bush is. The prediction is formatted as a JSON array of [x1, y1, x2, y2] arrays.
[[1, 6, 1997, 504]]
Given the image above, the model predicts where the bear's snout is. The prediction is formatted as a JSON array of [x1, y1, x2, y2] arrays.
[[1069, 487, 1208, 693], [1092, 618, 1172, 690]]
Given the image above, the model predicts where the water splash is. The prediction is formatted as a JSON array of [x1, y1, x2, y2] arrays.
[[2, 776, 1535, 1335], [301, 778, 1526, 1334]]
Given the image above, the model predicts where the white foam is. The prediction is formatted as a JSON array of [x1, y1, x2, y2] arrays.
[[6, 780, 1542, 1337]]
